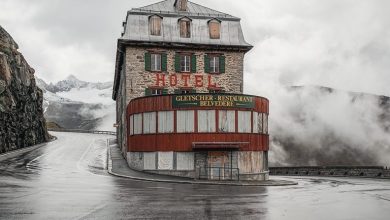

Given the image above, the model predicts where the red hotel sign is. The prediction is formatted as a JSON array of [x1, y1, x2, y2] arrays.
[[154, 73, 218, 88]]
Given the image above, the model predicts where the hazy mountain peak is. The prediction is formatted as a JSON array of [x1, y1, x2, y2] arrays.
[[65, 74, 82, 82]]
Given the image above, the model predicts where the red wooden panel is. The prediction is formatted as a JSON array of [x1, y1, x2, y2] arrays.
[[128, 133, 269, 152]]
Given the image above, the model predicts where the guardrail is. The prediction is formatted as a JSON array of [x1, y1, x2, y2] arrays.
[[270, 166, 390, 179], [48, 129, 116, 136]]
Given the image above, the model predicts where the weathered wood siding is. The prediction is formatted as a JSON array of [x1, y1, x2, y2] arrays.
[[127, 95, 269, 152]]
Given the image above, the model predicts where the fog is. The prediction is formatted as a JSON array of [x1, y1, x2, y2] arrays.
[[1, 0, 390, 166]]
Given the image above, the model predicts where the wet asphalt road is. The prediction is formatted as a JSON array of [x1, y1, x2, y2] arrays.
[[0, 132, 390, 220]]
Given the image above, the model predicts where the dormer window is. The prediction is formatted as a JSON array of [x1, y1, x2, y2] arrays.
[[176, 0, 188, 11], [149, 15, 162, 36], [179, 17, 191, 38], [209, 19, 221, 39]]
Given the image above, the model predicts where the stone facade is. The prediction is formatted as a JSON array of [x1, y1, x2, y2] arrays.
[[116, 47, 246, 156], [0, 26, 49, 153], [124, 47, 245, 103]]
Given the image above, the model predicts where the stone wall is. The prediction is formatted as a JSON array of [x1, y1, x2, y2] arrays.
[[0, 26, 49, 153], [124, 47, 245, 104]]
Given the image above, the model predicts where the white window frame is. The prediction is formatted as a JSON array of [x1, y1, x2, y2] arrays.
[[180, 55, 191, 72], [151, 54, 162, 71], [210, 56, 220, 73]]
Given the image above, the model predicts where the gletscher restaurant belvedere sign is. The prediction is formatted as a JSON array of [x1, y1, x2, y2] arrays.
[[173, 94, 254, 108]]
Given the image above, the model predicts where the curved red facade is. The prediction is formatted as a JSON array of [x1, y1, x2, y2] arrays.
[[127, 94, 269, 152]]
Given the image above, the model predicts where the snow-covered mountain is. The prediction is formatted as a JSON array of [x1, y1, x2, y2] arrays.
[[36, 75, 115, 131]]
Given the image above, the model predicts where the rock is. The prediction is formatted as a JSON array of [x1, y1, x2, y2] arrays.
[[0, 25, 49, 154]]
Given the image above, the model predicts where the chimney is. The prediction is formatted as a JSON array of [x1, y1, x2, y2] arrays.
[[175, 0, 188, 11]]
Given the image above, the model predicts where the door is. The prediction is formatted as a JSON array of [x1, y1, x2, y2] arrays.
[[207, 152, 229, 180]]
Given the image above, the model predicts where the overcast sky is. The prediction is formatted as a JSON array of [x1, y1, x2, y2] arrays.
[[1, 0, 390, 96]]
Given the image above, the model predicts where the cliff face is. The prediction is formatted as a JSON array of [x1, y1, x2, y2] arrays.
[[0, 26, 49, 153]]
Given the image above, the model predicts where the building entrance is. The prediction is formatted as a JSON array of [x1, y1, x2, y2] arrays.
[[197, 151, 239, 181]]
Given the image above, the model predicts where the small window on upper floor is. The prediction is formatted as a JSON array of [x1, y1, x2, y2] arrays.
[[149, 15, 162, 36], [176, 0, 188, 11], [209, 19, 221, 39], [179, 17, 191, 38]]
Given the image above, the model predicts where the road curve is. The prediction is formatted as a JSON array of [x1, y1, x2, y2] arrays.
[[0, 132, 390, 220]]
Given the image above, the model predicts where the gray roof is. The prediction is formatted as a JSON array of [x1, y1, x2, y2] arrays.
[[120, 0, 252, 48]]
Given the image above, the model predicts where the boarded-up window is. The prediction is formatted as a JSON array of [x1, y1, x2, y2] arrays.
[[179, 18, 191, 38], [158, 111, 174, 133], [133, 113, 143, 135], [238, 111, 251, 133], [263, 113, 268, 134], [143, 112, 156, 134], [176, 152, 194, 170], [144, 152, 156, 170], [209, 20, 221, 39], [177, 0, 188, 11], [149, 15, 162, 36], [198, 110, 216, 133], [129, 115, 134, 135], [252, 112, 258, 133], [219, 110, 235, 132], [258, 113, 264, 134], [158, 152, 173, 170], [177, 110, 195, 133]]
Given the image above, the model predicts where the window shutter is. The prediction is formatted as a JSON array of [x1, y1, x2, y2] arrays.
[[145, 52, 151, 71], [162, 53, 167, 72], [191, 89, 197, 94], [162, 89, 169, 94], [220, 55, 226, 73], [174, 89, 181, 94], [191, 54, 197, 73], [145, 88, 152, 96], [204, 55, 210, 73], [175, 54, 181, 72]]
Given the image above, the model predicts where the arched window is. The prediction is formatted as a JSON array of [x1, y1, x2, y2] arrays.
[[209, 19, 221, 39], [179, 17, 191, 38], [149, 15, 162, 36]]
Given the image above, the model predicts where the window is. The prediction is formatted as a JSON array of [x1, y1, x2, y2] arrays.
[[175, 53, 196, 73], [209, 89, 224, 94], [219, 110, 235, 132], [209, 19, 221, 39], [198, 110, 216, 133], [210, 56, 220, 73], [253, 112, 264, 134], [238, 111, 251, 133], [145, 52, 167, 72], [177, 110, 195, 133], [158, 111, 174, 133], [204, 55, 225, 73], [149, 15, 162, 36], [145, 88, 168, 96], [175, 89, 196, 94], [180, 55, 191, 72], [129, 115, 134, 135], [176, 0, 188, 11], [179, 18, 191, 38], [133, 114, 143, 135], [143, 112, 156, 134], [263, 113, 268, 134], [151, 54, 161, 71]]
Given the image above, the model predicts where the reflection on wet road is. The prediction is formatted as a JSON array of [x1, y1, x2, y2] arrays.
[[0, 132, 389, 220]]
